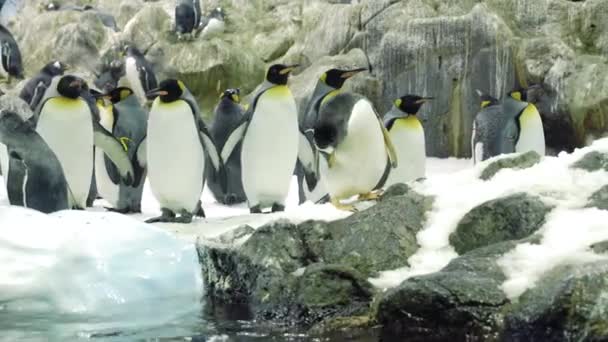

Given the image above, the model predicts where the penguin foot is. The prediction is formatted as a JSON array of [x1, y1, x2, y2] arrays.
[[250, 205, 262, 214], [330, 198, 357, 212], [223, 194, 238, 205], [72, 206, 85, 211], [173, 211, 193, 224], [105, 207, 131, 214], [358, 191, 382, 201], [145, 208, 176, 223], [195, 201, 206, 218], [271, 204, 285, 213]]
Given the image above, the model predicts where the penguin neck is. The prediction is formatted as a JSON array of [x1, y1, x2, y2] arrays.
[[216, 97, 239, 113]]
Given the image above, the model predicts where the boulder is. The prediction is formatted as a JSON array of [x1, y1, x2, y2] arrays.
[[479, 151, 542, 181], [571, 151, 608, 172], [450, 193, 551, 254], [198, 187, 432, 326], [587, 185, 608, 210], [503, 261, 608, 341]]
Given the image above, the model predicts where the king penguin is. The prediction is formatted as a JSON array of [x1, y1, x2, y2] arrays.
[[297, 67, 366, 205], [123, 45, 158, 105], [313, 92, 397, 211], [506, 86, 546, 157], [0, 24, 23, 82], [0, 110, 69, 213], [383, 95, 431, 187], [93, 87, 148, 213], [221, 64, 299, 213], [175, 0, 201, 40], [19, 60, 67, 110], [207, 88, 246, 205], [35, 75, 135, 209], [471, 90, 502, 164], [144, 79, 224, 223]]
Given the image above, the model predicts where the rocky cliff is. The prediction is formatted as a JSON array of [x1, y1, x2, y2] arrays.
[[3, 0, 607, 157]]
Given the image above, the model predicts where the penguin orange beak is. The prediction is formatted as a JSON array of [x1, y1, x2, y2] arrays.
[[340, 68, 367, 79], [146, 89, 168, 97], [279, 64, 300, 75], [415, 97, 434, 104]]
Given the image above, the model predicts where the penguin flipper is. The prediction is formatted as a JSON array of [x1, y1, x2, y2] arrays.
[[220, 120, 248, 163], [198, 122, 228, 192], [131, 136, 147, 187], [374, 110, 398, 168], [297, 129, 319, 189], [93, 121, 134, 186]]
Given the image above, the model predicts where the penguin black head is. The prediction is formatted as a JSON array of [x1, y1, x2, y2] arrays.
[[210, 7, 225, 20], [266, 64, 299, 85], [221, 88, 240, 103], [475, 90, 499, 108], [395, 95, 433, 115], [57, 75, 85, 99], [509, 84, 542, 103], [146, 79, 184, 103], [321, 68, 367, 89], [109, 87, 134, 103], [42, 60, 68, 76]]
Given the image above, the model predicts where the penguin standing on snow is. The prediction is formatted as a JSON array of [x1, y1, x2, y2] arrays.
[[505, 85, 546, 157], [0, 24, 23, 82], [144, 79, 224, 223], [221, 64, 299, 213], [175, 0, 201, 40], [0, 110, 69, 213], [93, 87, 148, 213], [207, 88, 246, 205], [313, 92, 397, 211], [34, 75, 134, 209], [19, 60, 67, 110], [383, 95, 431, 187], [471, 90, 502, 164], [123, 45, 158, 105], [297, 67, 366, 204]]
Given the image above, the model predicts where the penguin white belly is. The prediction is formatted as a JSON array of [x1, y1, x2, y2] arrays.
[[201, 18, 225, 39], [94, 106, 119, 207], [385, 117, 426, 187], [36, 98, 93, 208], [147, 99, 204, 213], [515, 105, 545, 156], [0, 143, 8, 188], [241, 86, 298, 207], [125, 57, 146, 104], [321, 100, 387, 199]]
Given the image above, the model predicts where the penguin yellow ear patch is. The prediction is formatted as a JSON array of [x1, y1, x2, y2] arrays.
[[320, 73, 327, 83], [231, 94, 240, 103], [511, 91, 522, 101], [177, 80, 186, 91], [394, 99, 402, 108], [481, 100, 491, 108], [120, 89, 131, 100]]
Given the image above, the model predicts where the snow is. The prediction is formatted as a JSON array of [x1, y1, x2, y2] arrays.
[[370, 139, 608, 295], [0, 207, 202, 336]]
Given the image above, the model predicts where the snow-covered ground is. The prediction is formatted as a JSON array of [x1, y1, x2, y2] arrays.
[[2, 144, 608, 305]]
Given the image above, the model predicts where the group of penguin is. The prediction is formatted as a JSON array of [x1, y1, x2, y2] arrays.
[[0, 3, 547, 222]]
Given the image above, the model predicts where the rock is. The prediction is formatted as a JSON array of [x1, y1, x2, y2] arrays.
[[377, 239, 531, 341], [571, 151, 608, 172], [503, 261, 608, 341], [450, 193, 551, 254], [480, 151, 542, 181], [591, 240, 608, 254], [199, 188, 432, 325], [587, 185, 608, 210]]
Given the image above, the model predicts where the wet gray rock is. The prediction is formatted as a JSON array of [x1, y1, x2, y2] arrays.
[[450, 193, 551, 254], [503, 261, 608, 342], [198, 187, 432, 325], [377, 239, 531, 341], [587, 185, 608, 210], [591, 240, 608, 254], [571, 151, 608, 172], [480, 151, 542, 181]]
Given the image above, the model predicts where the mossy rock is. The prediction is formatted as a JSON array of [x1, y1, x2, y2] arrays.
[[480, 151, 542, 181], [572, 151, 608, 172]]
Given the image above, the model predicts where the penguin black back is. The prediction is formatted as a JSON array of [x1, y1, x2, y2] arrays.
[[19, 61, 67, 109]]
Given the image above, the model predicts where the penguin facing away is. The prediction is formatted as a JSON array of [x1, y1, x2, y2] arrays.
[[123, 45, 158, 105], [383, 95, 431, 187], [0, 111, 69, 213], [507, 86, 546, 157], [221, 64, 299, 213], [207, 88, 246, 205], [297, 67, 367, 205], [0, 24, 23, 81], [34, 75, 134, 209], [175, 0, 201, 40], [471, 90, 502, 164], [19, 60, 67, 110], [313, 92, 397, 211], [144, 79, 224, 223]]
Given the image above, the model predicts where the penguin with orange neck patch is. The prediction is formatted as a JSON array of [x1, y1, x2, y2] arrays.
[[383, 95, 431, 187]]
